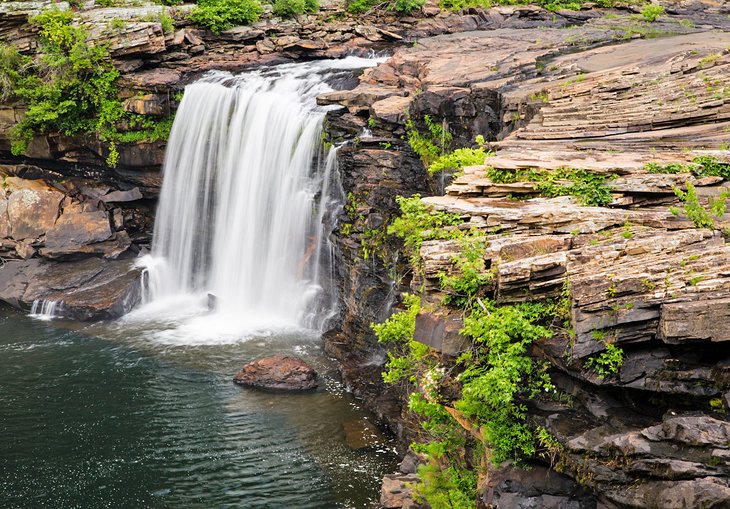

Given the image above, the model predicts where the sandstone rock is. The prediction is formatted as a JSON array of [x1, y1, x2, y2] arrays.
[[413, 311, 469, 356], [0, 257, 142, 320], [233, 356, 318, 390], [380, 473, 423, 509], [6, 183, 63, 241], [44, 210, 113, 258], [0, 199, 10, 238]]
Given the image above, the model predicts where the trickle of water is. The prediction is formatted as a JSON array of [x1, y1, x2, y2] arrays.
[[30, 300, 62, 321], [137, 56, 383, 341]]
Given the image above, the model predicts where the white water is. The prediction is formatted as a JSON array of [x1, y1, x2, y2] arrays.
[[132, 57, 383, 343], [30, 300, 62, 321]]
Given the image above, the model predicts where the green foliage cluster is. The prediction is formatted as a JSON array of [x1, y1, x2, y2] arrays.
[[347, 0, 425, 13], [428, 138, 492, 176], [7, 9, 125, 163], [0, 44, 29, 101], [371, 294, 431, 384], [457, 302, 555, 464], [584, 342, 624, 378], [388, 194, 463, 265], [374, 192, 575, 505], [189, 0, 262, 34], [273, 0, 319, 17], [486, 167, 614, 206], [438, 0, 643, 12], [2, 9, 174, 166], [645, 156, 730, 180], [640, 3, 664, 22], [405, 115, 453, 169], [670, 182, 730, 229], [439, 237, 493, 309]]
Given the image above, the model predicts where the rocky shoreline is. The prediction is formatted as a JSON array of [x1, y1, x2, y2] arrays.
[[1, 0, 730, 507]]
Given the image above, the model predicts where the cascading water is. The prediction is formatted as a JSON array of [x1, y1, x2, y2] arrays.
[[29, 299, 62, 321], [135, 57, 382, 341]]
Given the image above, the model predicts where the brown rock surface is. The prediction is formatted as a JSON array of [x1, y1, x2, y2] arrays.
[[233, 356, 318, 390]]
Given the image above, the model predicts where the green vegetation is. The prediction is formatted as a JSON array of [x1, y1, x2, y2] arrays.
[[437, 0, 643, 12], [406, 116, 492, 176], [486, 167, 615, 206], [347, 0, 424, 13], [189, 0, 262, 33], [273, 0, 319, 17], [439, 237, 493, 309], [670, 182, 730, 229], [387, 194, 463, 265], [640, 4, 664, 22], [1, 9, 173, 166], [645, 156, 730, 180], [373, 191, 579, 507], [372, 294, 430, 384], [405, 115, 452, 169], [584, 342, 624, 378]]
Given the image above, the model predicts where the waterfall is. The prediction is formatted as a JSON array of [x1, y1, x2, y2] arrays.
[[30, 300, 62, 321], [138, 57, 381, 340]]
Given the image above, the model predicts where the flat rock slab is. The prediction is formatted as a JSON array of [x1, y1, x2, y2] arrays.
[[0, 257, 143, 320], [233, 356, 318, 391]]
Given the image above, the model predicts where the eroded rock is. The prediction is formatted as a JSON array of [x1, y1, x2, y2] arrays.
[[233, 356, 318, 390]]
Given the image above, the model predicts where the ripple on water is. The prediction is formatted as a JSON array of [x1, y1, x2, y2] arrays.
[[0, 308, 397, 508]]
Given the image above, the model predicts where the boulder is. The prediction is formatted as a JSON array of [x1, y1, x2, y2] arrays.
[[233, 356, 318, 390], [6, 183, 63, 241]]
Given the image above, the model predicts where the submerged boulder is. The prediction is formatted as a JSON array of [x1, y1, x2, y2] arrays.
[[233, 356, 318, 391]]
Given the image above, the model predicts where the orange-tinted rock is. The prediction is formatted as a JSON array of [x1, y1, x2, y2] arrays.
[[233, 356, 318, 390]]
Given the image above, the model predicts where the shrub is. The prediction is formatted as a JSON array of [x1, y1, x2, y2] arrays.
[[189, 0, 262, 34], [273, 0, 319, 17], [393, 0, 425, 11], [5, 9, 173, 166], [640, 4, 664, 22], [388, 194, 463, 266], [584, 342, 624, 378]]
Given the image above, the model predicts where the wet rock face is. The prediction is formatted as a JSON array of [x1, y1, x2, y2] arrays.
[[233, 356, 318, 391]]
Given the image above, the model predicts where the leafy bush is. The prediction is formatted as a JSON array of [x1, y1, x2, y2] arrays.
[[439, 237, 493, 309], [406, 115, 453, 169], [346, 0, 379, 13], [4, 9, 173, 166], [189, 0, 262, 34], [273, 0, 319, 17], [584, 342, 624, 378], [485, 167, 614, 206], [393, 0, 425, 11], [457, 302, 554, 464], [645, 156, 730, 180], [0, 44, 30, 101], [640, 4, 664, 22], [670, 182, 730, 229], [371, 294, 431, 384], [388, 194, 463, 266], [428, 144, 492, 175]]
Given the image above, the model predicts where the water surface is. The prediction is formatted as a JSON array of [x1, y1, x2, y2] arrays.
[[0, 307, 396, 508]]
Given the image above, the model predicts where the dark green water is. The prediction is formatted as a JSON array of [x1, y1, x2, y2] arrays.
[[0, 307, 396, 508]]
